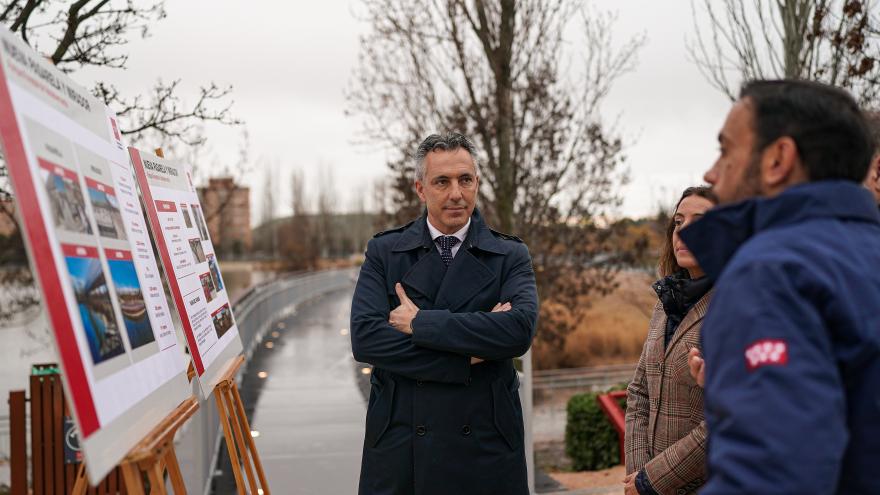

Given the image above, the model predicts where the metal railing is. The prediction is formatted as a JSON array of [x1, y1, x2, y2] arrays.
[[533, 363, 636, 392], [175, 268, 358, 495]]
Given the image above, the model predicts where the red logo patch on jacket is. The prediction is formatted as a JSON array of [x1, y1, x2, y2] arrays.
[[745, 339, 788, 371]]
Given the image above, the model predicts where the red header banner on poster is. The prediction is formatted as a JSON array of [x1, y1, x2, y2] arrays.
[[0, 27, 190, 483], [155, 199, 177, 213]]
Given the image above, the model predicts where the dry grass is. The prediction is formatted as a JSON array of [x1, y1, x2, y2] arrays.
[[536, 270, 656, 369]]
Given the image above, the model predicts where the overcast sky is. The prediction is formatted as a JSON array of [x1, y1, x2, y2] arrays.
[[77, 1, 736, 226]]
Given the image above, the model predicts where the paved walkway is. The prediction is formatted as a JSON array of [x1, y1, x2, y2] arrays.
[[211, 284, 585, 494], [241, 287, 365, 494]]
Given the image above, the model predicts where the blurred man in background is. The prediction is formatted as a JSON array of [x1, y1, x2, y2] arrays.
[[682, 80, 880, 494]]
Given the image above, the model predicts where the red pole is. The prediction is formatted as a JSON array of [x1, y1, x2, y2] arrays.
[[597, 390, 628, 465]]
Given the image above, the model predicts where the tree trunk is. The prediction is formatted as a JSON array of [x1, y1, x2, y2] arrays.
[[488, 0, 516, 232]]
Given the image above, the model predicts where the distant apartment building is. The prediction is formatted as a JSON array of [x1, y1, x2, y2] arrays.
[[198, 177, 252, 257]]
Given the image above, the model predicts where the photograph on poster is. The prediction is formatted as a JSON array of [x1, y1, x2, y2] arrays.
[[212, 303, 233, 339], [200, 272, 216, 302], [192, 204, 209, 241], [207, 254, 223, 292], [40, 164, 92, 235], [180, 203, 193, 229], [65, 253, 126, 364], [106, 258, 155, 350], [189, 238, 206, 263], [87, 184, 126, 240]]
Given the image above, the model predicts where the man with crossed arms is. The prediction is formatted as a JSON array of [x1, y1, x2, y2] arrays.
[[350, 132, 538, 495]]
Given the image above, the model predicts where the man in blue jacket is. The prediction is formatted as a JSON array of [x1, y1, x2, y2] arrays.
[[681, 80, 880, 494], [350, 133, 538, 495]]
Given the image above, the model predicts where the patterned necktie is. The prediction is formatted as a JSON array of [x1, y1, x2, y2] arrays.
[[436, 235, 461, 266]]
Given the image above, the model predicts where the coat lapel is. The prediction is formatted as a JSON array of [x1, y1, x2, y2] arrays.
[[433, 211, 502, 312], [664, 290, 713, 360], [397, 208, 502, 311], [434, 248, 495, 312], [394, 216, 445, 304], [400, 248, 446, 303]]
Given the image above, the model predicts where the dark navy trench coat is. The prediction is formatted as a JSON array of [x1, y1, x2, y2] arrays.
[[350, 209, 538, 495]]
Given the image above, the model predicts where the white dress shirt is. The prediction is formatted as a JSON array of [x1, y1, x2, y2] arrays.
[[426, 218, 470, 259]]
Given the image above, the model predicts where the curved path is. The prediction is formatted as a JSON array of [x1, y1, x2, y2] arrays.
[[219, 287, 366, 494]]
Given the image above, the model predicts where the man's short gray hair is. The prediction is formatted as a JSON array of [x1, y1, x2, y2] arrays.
[[414, 133, 478, 182]]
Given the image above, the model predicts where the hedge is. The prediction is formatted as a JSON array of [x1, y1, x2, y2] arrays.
[[564, 383, 628, 471]]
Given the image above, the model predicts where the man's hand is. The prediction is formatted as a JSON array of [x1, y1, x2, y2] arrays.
[[470, 302, 512, 365], [491, 302, 512, 312], [389, 283, 419, 334], [688, 347, 705, 387], [623, 472, 638, 495]]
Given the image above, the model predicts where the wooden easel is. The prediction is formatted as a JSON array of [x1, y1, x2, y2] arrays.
[[213, 355, 270, 495], [70, 396, 199, 495], [149, 147, 268, 494]]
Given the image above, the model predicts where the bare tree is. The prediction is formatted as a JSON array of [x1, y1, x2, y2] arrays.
[[315, 165, 337, 258], [0, 0, 241, 184], [690, 0, 880, 103], [348, 0, 643, 362], [259, 160, 279, 257], [371, 177, 394, 230], [279, 168, 318, 270]]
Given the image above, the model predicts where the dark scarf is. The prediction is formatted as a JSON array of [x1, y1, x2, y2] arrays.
[[652, 270, 712, 348]]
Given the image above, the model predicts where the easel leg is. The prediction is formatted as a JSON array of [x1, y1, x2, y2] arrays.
[[71, 463, 88, 495], [164, 446, 187, 493], [232, 382, 270, 493], [95, 397, 198, 495], [122, 462, 147, 495], [215, 386, 246, 495], [222, 386, 259, 495], [144, 459, 168, 495]]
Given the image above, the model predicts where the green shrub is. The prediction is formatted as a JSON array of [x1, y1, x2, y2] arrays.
[[564, 384, 627, 471]]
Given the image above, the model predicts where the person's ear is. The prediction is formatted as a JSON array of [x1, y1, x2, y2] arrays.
[[414, 180, 427, 203], [761, 137, 801, 191], [871, 155, 880, 190]]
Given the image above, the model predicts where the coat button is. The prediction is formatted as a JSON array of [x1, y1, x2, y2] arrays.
[[416, 380, 424, 387], [461, 425, 471, 436], [415, 425, 427, 436]]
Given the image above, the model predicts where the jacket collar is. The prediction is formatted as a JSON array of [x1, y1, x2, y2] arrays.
[[680, 180, 880, 282], [664, 289, 713, 360], [392, 207, 506, 254]]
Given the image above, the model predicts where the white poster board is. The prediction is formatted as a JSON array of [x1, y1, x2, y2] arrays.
[[128, 147, 243, 398], [0, 28, 191, 482]]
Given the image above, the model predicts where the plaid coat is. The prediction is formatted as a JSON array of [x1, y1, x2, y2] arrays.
[[625, 291, 713, 495]]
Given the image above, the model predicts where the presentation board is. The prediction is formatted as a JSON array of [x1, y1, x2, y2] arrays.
[[128, 147, 243, 398], [0, 28, 191, 482]]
